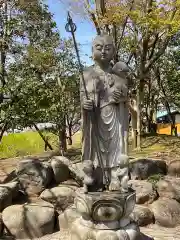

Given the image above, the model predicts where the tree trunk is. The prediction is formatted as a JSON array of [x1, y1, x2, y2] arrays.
[[131, 124, 137, 149], [164, 101, 176, 136], [67, 123, 72, 145], [146, 104, 150, 133], [130, 106, 137, 149], [146, 78, 152, 133], [136, 89, 141, 149], [0, 1, 7, 103], [58, 129, 67, 154], [147, 107, 151, 133], [129, 96, 137, 149], [0, 121, 8, 143], [33, 123, 53, 150], [58, 117, 67, 154], [153, 100, 158, 122], [136, 81, 144, 149], [156, 68, 176, 135]]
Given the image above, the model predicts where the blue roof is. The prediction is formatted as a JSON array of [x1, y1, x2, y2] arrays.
[[157, 109, 178, 118]]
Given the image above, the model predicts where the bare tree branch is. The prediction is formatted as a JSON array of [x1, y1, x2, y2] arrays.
[[148, 33, 159, 60], [126, 52, 133, 65], [90, 12, 101, 34], [84, 0, 101, 34], [154, 66, 174, 124]]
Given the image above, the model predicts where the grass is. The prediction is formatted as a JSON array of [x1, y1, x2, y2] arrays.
[[71, 132, 180, 161], [1, 130, 180, 181], [0, 130, 81, 159], [147, 174, 164, 189], [69, 131, 81, 150], [0, 130, 81, 179], [1, 130, 180, 161], [0, 131, 58, 158], [130, 134, 180, 160]]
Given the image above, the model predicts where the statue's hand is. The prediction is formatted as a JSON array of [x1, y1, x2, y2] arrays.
[[83, 99, 94, 110], [113, 89, 123, 103]]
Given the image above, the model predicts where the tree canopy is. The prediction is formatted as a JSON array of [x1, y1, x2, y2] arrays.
[[0, 1, 80, 150], [1, 0, 180, 153]]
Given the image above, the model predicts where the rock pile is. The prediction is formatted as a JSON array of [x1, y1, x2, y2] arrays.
[[0, 156, 180, 239]]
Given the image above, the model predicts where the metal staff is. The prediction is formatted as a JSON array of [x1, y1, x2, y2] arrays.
[[65, 12, 88, 100], [65, 12, 109, 188]]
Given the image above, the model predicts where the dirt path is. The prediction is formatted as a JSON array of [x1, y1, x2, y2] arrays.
[[141, 225, 180, 240], [2, 225, 175, 240], [2, 224, 179, 240], [0, 152, 55, 182], [35, 226, 180, 240]]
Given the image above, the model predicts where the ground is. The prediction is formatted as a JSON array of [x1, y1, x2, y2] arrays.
[[3, 225, 179, 240], [141, 224, 180, 240], [1, 132, 180, 239]]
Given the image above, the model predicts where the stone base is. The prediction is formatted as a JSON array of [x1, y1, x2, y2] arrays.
[[71, 217, 140, 240], [74, 188, 136, 223], [70, 188, 139, 239]]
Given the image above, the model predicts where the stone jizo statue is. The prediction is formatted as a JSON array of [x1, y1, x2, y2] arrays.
[[80, 34, 130, 192], [66, 13, 139, 239]]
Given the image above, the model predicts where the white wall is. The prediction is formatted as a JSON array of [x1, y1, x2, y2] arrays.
[[175, 114, 180, 123]]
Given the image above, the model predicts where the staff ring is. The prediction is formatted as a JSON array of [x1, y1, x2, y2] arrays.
[[65, 22, 77, 33]]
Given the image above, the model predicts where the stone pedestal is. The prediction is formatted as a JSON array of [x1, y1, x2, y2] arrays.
[[70, 188, 140, 240]]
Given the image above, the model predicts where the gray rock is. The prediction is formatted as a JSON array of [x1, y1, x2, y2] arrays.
[[129, 159, 167, 180], [96, 230, 121, 240], [141, 224, 180, 239], [61, 179, 80, 188], [69, 161, 84, 184], [15, 231, 69, 240], [168, 160, 180, 177], [1, 181, 19, 199], [0, 213, 3, 236], [16, 159, 53, 195], [51, 156, 70, 166], [129, 180, 157, 204], [51, 156, 83, 185], [40, 185, 77, 211], [130, 205, 154, 226], [0, 187, 12, 212], [58, 205, 80, 229], [0, 169, 17, 184], [139, 233, 154, 240], [2, 202, 55, 239], [51, 157, 70, 184], [156, 176, 180, 202], [151, 198, 180, 227], [0, 182, 19, 211]]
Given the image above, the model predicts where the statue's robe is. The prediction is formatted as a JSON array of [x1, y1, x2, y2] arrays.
[[80, 64, 129, 170]]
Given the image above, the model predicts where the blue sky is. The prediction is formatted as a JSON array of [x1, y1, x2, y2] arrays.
[[46, 0, 96, 66]]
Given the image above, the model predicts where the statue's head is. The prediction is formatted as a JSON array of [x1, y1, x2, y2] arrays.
[[92, 34, 115, 64]]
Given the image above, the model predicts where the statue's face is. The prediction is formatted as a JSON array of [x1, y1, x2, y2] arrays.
[[92, 35, 114, 64]]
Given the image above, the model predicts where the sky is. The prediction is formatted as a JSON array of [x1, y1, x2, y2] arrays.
[[46, 0, 96, 66]]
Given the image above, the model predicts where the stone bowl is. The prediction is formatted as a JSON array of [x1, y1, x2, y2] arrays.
[[74, 188, 136, 223]]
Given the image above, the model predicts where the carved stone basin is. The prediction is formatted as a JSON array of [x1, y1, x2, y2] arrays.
[[74, 188, 136, 223]]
